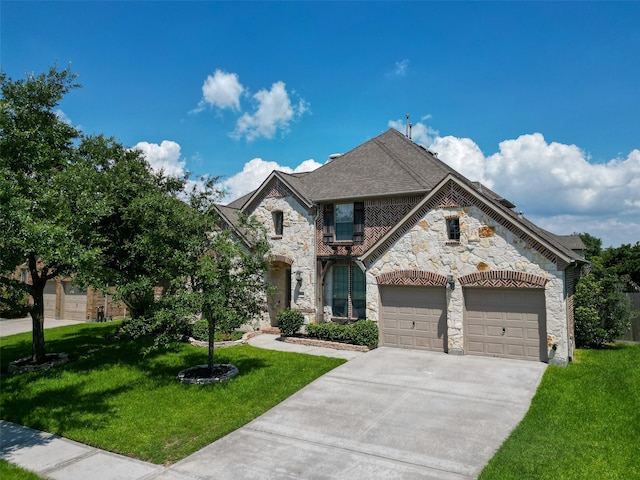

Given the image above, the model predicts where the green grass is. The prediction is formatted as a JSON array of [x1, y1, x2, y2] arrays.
[[0, 460, 44, 480], [480, 344, 640, 479], [0, 323, 345, 465]]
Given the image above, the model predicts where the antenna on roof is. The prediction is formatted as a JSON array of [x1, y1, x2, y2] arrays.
[[409, 123, 413, 140], [405, 114, 410, 137]]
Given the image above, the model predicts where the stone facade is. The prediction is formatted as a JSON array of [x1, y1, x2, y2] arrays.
[[249, 190, 317, 328], [366, 205, 570, 365]]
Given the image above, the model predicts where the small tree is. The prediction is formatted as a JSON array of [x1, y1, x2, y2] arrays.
[[190, 214, 270, 374]]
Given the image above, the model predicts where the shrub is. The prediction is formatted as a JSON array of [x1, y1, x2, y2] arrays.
[[191, 319, 209, 341], [349, 320, 379, 348], [277, 309, 305, 336], [306, 320, 378, 348]]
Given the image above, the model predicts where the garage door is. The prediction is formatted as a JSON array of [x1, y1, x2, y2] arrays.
[[380, 286, 447, 351], [62, 282, 87, 321], [43, 281, 57, 319], [464, 288, 547, 362]]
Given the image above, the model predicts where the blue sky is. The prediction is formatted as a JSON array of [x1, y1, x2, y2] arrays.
[[2, 1, 639, 247]]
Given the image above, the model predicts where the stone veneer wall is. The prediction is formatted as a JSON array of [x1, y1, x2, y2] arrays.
[[250, 194, 317, 327], [367, 205, 569, 365]]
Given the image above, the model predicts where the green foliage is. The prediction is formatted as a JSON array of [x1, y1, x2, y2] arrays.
[[0, 323, 345, 465], [598, 242, 640, 287], [0, 287, 29, 318], [191, 319, 209, 341], [277, 309, 305, 336], [349, 320, 379, 348], [0, 66, 98, 362], [480, 344, 640, 479], [305, 320, 379, 348], [574, 273, 632, 348], [190, 320, 243, 342], [577, 232, 602, 261]]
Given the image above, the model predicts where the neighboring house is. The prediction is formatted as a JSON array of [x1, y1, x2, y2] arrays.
[[217, 129, 587, 366], [7, 266, 127, 321]]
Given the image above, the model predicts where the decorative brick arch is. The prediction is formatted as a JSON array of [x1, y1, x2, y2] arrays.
[[376, 270, 448, 287], [458, 271, 548, 288], [266, 254, 294, 266]]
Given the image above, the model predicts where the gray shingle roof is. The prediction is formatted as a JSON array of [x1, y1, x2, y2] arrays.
[[217, 128, 586, 263], [298, 128, 455, 201]]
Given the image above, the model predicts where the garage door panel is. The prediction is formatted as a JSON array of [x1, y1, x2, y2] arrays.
[[464, 288, 547, 362], [380, 286, 447, 352]]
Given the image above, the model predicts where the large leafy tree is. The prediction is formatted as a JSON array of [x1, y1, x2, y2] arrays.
[[574, 233, 635, 348], [77, 135, 202, 320], [0, 66, 103, 362]]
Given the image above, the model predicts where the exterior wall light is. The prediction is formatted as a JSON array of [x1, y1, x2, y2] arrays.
[[447, 274, 455, 290], [295, 271, 303, 283]]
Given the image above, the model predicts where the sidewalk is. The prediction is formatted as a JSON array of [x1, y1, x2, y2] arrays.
[[0, 333, 363, 479]]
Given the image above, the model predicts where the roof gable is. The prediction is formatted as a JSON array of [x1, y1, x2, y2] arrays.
[[362, 175, 581, 268]]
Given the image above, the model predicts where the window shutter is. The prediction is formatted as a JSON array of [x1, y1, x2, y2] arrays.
[[353, 202, 364, 243], [323, 204, 334, 243]]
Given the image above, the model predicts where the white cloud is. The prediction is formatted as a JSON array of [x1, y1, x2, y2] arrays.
[[233, 81, 306, 141], [389, 121, 640, 247], [391, 59, 409, 77], [133, 140, 186, 178], [220, 157, 322, 202], [55, 109, 72, 124], [193, 69, 244, 113]]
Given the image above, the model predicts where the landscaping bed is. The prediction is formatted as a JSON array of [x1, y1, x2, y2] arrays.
[[278, 335, 371, 352]]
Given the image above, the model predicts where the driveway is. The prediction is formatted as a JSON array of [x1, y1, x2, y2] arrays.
[[153, 347, 546, 480], [0, 317, 84, 337]]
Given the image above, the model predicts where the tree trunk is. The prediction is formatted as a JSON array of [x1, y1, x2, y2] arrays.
[[207, 314, 215, 375], [30, 277, 47, 363]]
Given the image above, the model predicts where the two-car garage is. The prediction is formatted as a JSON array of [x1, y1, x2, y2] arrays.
[[379, 283, 547, 362]]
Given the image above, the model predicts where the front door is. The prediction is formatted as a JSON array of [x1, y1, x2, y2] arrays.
[[267, 263, 291, 327]]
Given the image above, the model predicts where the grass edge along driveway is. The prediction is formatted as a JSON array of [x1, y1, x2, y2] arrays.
[[0, 322, 345, 465], [480, 343, 640, 480]]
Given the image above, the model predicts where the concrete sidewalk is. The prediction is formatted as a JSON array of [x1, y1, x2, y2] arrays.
[[1, 334, 545, 479]]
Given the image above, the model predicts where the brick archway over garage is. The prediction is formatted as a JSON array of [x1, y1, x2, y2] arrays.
[[459, 271, 548, 289], [266, 254, 294, 266], [376, 270, 448, 287]]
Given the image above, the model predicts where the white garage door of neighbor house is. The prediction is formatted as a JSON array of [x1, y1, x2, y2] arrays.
[[380, 285, 447, 352], [464, 288, 547, 362], [43, 281, 57, 319], [62, 283, 87, 321]]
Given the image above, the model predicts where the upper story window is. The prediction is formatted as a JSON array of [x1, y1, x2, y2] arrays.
[[272, 211, 283, 237], [335, 203, 353, 241], [323, 202, 364, 244], [447, 217, 460, 241]]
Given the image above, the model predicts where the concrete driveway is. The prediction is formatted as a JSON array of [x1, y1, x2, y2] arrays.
[[0, 317, 84, 337], [153, 347, 546, 480]]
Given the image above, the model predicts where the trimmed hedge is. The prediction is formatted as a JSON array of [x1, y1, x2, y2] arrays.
[[305, 320, 378, 348], [277, 309, 305, 336]]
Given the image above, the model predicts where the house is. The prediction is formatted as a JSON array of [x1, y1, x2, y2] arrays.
[[6, 266, 127, 321], [217, 129, 587, 366]]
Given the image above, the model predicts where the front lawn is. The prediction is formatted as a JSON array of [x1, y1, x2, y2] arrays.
[[0, 323, 345, 465], [480, 344, 640, 479]]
